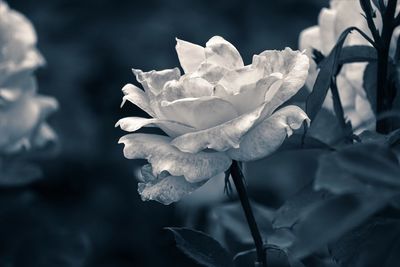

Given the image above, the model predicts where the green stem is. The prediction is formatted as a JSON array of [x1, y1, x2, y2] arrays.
[[230, 161, 266, 267]]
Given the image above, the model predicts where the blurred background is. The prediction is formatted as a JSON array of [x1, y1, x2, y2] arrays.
[[2, 0, 328, 266]]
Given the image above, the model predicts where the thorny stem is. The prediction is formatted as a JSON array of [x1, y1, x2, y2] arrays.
[[230, 161, 266, 267]]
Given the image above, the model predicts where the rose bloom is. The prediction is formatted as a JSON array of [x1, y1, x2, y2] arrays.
[[117, 36, 309, 205], [0, 1, 58, 155], [299, 0, 400, 144]]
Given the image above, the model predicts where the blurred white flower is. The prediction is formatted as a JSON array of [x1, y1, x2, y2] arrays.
[[117, 36, 309, 205], [299, 0, 400, 143], [0, 1, 58, 180]]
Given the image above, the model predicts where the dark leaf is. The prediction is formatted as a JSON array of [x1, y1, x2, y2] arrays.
[[363, 62, 377, 113], [245, 149, 327, 207], [312, 46, 376, 68], [339, 45, 377, 64], [208, 202, 274, 253], [387, 128, 400, 146], [315, 153, 370, 195], [273, 185, 329, 229], [307, 28, 365, 122], [307, 108, 343, 145], [268, 228, 296, 250], [289, 193, 389, 259], [358, 129, 400, 146], [357, 130, 387, 144], [330, 218, 400, 267], [166, 227, 233, 267], [315, 143, 400, 195]]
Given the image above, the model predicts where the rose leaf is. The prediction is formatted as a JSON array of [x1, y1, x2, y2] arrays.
[[166, 227, 233, 267]]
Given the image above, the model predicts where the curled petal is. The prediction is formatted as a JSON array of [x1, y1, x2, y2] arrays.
[[227, 105, 310, 161], [217, 74, 282, 115], [115, 116, 194, 135], [159, 96, 239, 130], [170, 102, 269, 153], [138, 165, 204, 205], [175, 38, 205, 74], [132, 68, 180, 95], [205, 36, 244, 70], [217, 66, 264, 94], [119, 134, 231, 183], [121, 84, 155, 116]]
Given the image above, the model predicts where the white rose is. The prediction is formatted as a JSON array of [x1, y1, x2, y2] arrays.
[[117, 36, 310, 205], [299, 0, 400, 143], [0, 1, 58, 155]]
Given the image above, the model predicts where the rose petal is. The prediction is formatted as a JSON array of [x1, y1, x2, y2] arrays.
[[120, 84, 155, 116], [132, 68, 180, 95], [169, 49, 309, 154], [192, 62, 228, 84], [218, 74, 282, 115], [0, 75, 37, 107], [227, 105, 310, 161], [115, 116, 195, 136], [0, 2, 37, 47], [318, 7, 337, 55], [332, 0, 373, 47], [159, 96, 239, 130], [0, 96, 40, 151], [175, 38, 205, 74], [137, 164, 204, 205], [0, 2, 44, 76], [298, 26, 321, 91], [254, 48, 309, 111], [31, 122, 57, 148], [119, 133, 231, 182], [217, 66, 264, 94], [0, 88, 21, 104], [170, 102, 269, 153], [35, 95, 59, 121], [156, 76, 214, 102], [205, 36, 244, 70], [299, 26, 321, 58]]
